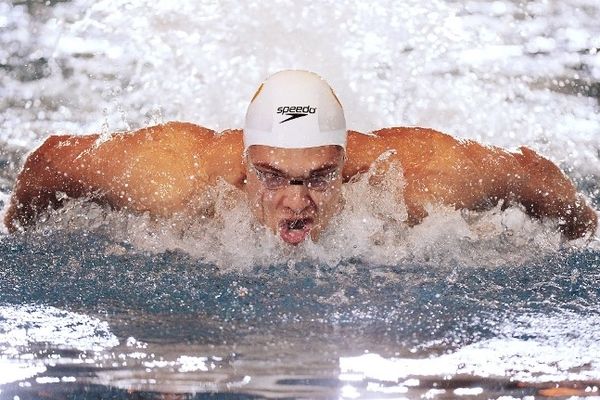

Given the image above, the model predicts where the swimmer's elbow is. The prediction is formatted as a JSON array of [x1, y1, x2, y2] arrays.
[[4, 182, 60, 233], [4, 134, 97, 233], [513, 147, 576, 206]]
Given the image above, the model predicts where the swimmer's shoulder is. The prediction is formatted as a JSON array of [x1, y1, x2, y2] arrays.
[[344, 127, 460, 178], [373, 126, 458, 148], [153, 121, 242, 147], [348, 126, 457, 149], [80, 121, 244, 191], [125, 121, 216, 147], [109, 121, 241, 159], [203, 128, 245, 188], [134, 122, 245, 188]]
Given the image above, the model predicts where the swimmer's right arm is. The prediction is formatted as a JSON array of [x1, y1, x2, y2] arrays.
[[5, 122, 245, 232]]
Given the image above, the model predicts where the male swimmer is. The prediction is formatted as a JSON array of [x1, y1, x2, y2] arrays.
[[5, 70, 598, 244]]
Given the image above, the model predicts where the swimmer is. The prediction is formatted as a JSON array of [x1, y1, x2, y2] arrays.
[[5, 70, 597, 243]]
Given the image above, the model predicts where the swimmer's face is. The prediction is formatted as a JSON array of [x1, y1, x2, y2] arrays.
[[245, 145, 345, 245]]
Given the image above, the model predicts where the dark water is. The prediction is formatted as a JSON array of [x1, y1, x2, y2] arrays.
[[0, 230, 599, 398]]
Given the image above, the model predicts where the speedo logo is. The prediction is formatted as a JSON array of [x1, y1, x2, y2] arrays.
[[276, 105, 317, 124]]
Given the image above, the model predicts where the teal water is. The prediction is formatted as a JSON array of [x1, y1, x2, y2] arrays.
[[0, 230, 599, 398]]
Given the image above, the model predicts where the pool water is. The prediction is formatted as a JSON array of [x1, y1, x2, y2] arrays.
[[0, 232, 599, 398], [1, 0, 600, 398]]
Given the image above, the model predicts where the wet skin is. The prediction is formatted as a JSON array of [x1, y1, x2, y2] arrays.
[[4, 122, 598, 240], [245, 145, 344, 244]]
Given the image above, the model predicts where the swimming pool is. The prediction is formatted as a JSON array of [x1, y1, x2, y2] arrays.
[[0, 231, 599, 398], [1, 0, 599, 398]]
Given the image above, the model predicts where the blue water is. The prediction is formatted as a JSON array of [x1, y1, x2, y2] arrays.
[[0, 228, 599, 398]]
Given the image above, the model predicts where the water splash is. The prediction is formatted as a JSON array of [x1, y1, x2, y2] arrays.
[[22, 162, 578, 271], [1, 0, 598, 172]]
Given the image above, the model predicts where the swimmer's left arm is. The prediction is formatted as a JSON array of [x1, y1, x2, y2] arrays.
[[457, 139, 597, 239], [345, 128, 597, 240]]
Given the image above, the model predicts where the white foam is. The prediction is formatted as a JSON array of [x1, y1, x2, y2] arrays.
[[30, 162, 577, 271]]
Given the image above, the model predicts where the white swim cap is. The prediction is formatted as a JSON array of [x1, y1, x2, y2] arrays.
[[243, 70, 347, 150]]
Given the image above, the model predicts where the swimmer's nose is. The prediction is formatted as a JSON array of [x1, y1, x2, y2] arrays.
[[281, 185, 314, 214]]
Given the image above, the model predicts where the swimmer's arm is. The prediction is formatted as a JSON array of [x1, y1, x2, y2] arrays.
[[4, 122, 245, 232], [5, 133, 97, 232], [446, 140, 597, 240], [429, 138, 597, 239], [345, 128, 597, 239]]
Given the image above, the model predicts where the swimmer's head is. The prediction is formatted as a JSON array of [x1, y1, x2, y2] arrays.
[[243, 70, 347, 245], [243, 70, 347, 150]]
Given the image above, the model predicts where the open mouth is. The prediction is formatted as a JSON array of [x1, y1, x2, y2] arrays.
[[278, 217, 314, 245]]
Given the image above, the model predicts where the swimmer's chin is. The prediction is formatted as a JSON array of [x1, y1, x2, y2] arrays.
[[278, 218, 315, 245]]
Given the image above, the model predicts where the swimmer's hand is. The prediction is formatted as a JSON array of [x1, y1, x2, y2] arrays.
[[515, 147, 597, 240]]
